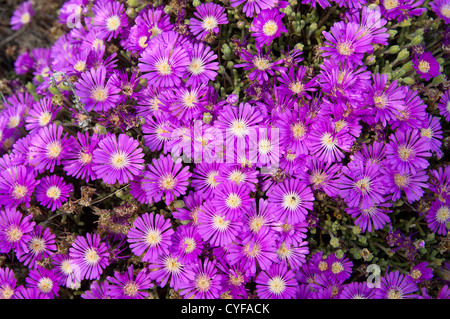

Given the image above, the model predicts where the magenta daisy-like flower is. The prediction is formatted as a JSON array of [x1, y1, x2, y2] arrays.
[[189, 2, 228, 40], [338, 160, 387, 210], [437, 89, 450, 121], [275, 240, 309, 271], [69, 233, 110, 280], [375, 270, 418, 299], [63, 131, 101, 182], [14, 51, 34, 75], [429, 165, 450, 200], [24, 97, 60, 134], [170, 224, 204, 263], [138, 31, 190, 88], [420, 114, 443, 156], [74, 66, 121, 112], [385, 128, 431, 175], [230, 0, 276, 17], [277, 66, 318, 99], [339, 282, 376, 299], [196, 199, 243, 247], [255, 263, 297, 299], [172, 192, 204, 225], [391, 86, 427, 132], [92, 0, 128, 41], [0, 165, 38, 209], [325, 253, 353, 281], [25, 267, 60, 299], [106, 265, 154, 299], [268, 178, 314, 223], [10, 1, 34, 31], [210, 181, 253, 220], [148, 253, 195, 291], [34, 175, 73, 212], [430, 0, 450, 23], [234, 48, 286, 83], [413, 52, 441, 81], [409, 262, 434, 284], [277, 108, 315, 155], [141, 113, 174, 153], [28, 123, 70, 173], [15, 225, 57, 269], [141, 155, 191, 205], [385, 167, 428, 204], [227, 228, 278, 276], [92, 133, 145, 185], [183, 42, 219, 87], [179, 259, 223, 299], [127, 212, 174, 263], [0, 208, 35, 254], [0, 267, 20, 299], [81, 281, 112, 299], [51, 253, 81, 289], [13, 287, 50, 299], [250, 9, 287, 48], [191, 162, 222, 199], [321, 21, 373, 66], [426, 196, 450, 236]]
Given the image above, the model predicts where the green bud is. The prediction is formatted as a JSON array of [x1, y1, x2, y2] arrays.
[[432, 74, 445, 85], [289, 0, 298, 6], [415, 28, 424, 36], [126, 7, 137, 19], [164, 5, 171, 14], [237, 21, 245, 29], [35, 75, 44, 83], [388, 30, 398, 38], [203, 112, 213, 124], [401, 77, 415, 85], [309, 22, 318, 32], [330, 238, 340, 248], [401, 61, 413, 72], [397, 49, 409, 61], [48, 86, 60, 95], [335, 250, 344, 259], [218, 65, 225, 74], [426, 232, 435, 241], [295, 43, 304, 51], [173, 200, 185, 209], [284, 5, 293, 15], [93, 124, 108, 135], [139, 77, 147, 87], [388, 45, 401, 54], [222, 44, 232, 57], [365, 55, 376, 65], [411, 35, 423, 46], [399, 18, 411, 27], [192, 0, 201, 6], [227, 61, 234, 69], [180, 219, 191, 225], [127, 0, 139, 7], [352, 226, 362, 235], [446, 221, 450, 231], [358, 236, 367, 245]]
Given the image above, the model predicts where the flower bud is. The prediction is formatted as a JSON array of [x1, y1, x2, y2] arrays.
[[388, 30, 398, 38], [330, 237, 340, 248], [192, 0, 201, 7], [401, 61, 413, 72], [203, 112, 213, 124], [399, 18, 411, 27], [93, 124, 108, 135], [397, 49, 409, 61], [335, 250, 344, 259], [309, 22, 317, 32], [388, 45, 400, 54], [127, 0, 139, 7], [48, 86, 60, 95], [173, 200, 185, 209], [401, 77, 415, 85], [126, 7, 137, 18], [365, 54, 376, 65], [432, 74, 445, 85], [410, 35, 423, 46]]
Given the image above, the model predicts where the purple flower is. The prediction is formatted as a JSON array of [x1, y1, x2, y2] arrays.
[[230, 0, 276, 17], [375, 270, 418, 299], [138, 31, 190, 88], [10, 1, 34, 31], [34, 175, 73, 211], [325, 253, 353, 281], [250, 9, 287, 48], [24, 97, 60, 134], [189, 2, 228, 40], [0, 267, 20, 299], [391, 86, 427, 131], [69, 233, 110, 280], [16, 225, 56, 269], [81, 281, 112, 299], [170, 224, 204, 263], [74, 66, 121, 112], [148, 253, 194, 291], [0, 165, 38, 208], [92, 133, 145, 185], [0, 208, 35, 254], [107, 265, 154, 299], [197, 199, 243, 246], [426, 196, 450, 236], [184, 42, 219, 86], [277, 108, 315, 155], [297, 156, 342, 197], [429, 165, 450, 200], [51, 253, 81, 289], [413, 52, 441, 81], [255, 263, 297, 299], [14, 51, 34, 75], [191, 162, 221, 199], [141, 154, 191, 205], [235, 48, 286, 83], [420, 114, 443, 156], [409, 262, 434, 284], [268, 178, 314, 223], [92, 0, 128, 41], [25, 267, 61, 298], [385, 167, 428, 203], [179, 259, 223, 299], [346, 6, 389, 45], [339, 282, 376, 299], [385, 128, 431, 175], [13, 286, 50, 299], [430, 0, 450, 24], [346, 200, 392, 233], [275, 240, 309, 271], [63, 131, 101, 182], [277, 66, 318, 99], [127, 212, 174, 263], [321, 22, 373, 66], [210, 181, 253, 220]]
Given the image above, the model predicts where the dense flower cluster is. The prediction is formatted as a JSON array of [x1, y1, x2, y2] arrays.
[[0, 0, 449, 300]]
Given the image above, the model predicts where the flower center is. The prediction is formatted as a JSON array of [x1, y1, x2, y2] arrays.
[[229, 170, 246, 183], [46, 141, 62, 159], [30, 237, 46, 254], [268, 276, 286, 294], [291, 122, 306, 139], [84, 248, 100, 265], [331, 262, 344, 274], [420, 128, 433, 139], [262, 20, 278, 36], [249, 216, 265, 232], [206, 171, 219, 188], [91, 87, 108, 102], [182, 238, 196, 253], [441, 5, 450, 18], [6, 226, 23, 243], [150, 26, 162, 37], [46, 186, 61, 200], [160, 174, 176, 190], [138, 36, 148, 49], [230, 119, 248, 138], [418, 60, 430, 73], [321, 133, 337, 149], [195, 274, 211, 292], [311, 171, 326, 186], [8, 116, 20, 128], [282, 192, 301, 210], [354, 177, 371, 194], [397, 145, 413, 161], [188, 58, 205, 75], [212, 215, 230, 231], [384, 0, 399, 10], [38, 278, 53, 294], [436, 206, 450, 223], [0, 286, 14, 299], [289, 82, 304, 94], [182, 92, 198, 108], [226, 193, 242, 209], [106, 15, 121, 31], [38, 112, 52, 127], [244, 242, 261, 258], [123, 282, 139, 297], [229, 272, 244, 287], [337, 42, 354, 56], [146, 229, 162, 246], [374, 94, 388, 109], [253, 57, 270, 70], [387, 288, 403, 299], [202, 16, 218, 31], [74, 60, 86, 72], [12, 184, 28, 199], [164, 257, 181, 272], [410, 269, 422, 280], [394, 173, 409, 188], [155, 59, 172, 76], [21, 12, 31, 25], [276, 242, 292, 258], [61, 260, 73, 275], [110, 152, 129, 169], [318, 261, 328, 271], [258, 139, 272, 155], [79, 152, 93, 165]]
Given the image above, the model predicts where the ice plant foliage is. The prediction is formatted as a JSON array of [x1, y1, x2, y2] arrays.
[[0, 0, 449, 301]]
